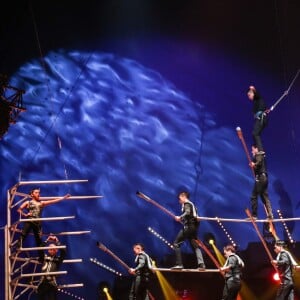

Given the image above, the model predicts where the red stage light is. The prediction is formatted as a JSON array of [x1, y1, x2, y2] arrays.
[[273, 272, 280, 281]]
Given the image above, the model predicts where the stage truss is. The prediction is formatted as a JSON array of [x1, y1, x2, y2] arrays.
[[5, 179, 101, 300]]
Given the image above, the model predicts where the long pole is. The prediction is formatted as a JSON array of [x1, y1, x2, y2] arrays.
[[245, 209, 275, 270], [136, 192, 222, 272], [96, 242, 131, 270], [136, 191, 176, 220]]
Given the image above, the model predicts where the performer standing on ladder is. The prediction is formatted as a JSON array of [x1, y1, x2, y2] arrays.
[[37, 234, 66, 300], [17, 188, 70, 260], [171, 191, 205, 270], [271, 240, 299, 300], [220, 244, 244, 300], [249, 144, 274, 220], [247, 85, 268, 153], [128, 243, 153, 300]]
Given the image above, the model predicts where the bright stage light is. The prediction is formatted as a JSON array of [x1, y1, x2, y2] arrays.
[[273, 272, 280, 281]]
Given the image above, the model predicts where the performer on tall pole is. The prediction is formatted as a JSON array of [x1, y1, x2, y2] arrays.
[[171, 191, 205, 270], [247, 85, 268, 153], [128, 243, 153, 300], [249, 144, 274, 220]]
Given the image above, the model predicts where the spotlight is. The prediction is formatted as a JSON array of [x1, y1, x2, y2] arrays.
[[98, 281, 112, 300], [204, 232, 216, 246]]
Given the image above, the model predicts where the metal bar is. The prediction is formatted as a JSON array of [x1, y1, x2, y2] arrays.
[[19, 216, 75, 222], [14, 286, 31, 300], [18, 179, 88, 186], [11, 195, 29, 209], [58, 283, 84, 288], [5, 225, 10, 300], [10, 257, 82, 264], [63, 259, 83, 263], [11, 260, 31, 276], [11, 228, 90, 236], [46, 230, 91, 236], [40, 195, 103, 200], [19, 245, 66, 251], [152, 267, 220, 272], [21, 271, 67, 277], [12, 283, 36, 289], [197, 216, 300, 222]]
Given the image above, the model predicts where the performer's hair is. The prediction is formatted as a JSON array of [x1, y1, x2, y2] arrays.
[[178, 191, 190, 198], [275, 240, 287, 247], [247, 86, 261, 100], [29, 187, 40, 195], [134, 243, 145, 250], [223, 244, 236, 253]]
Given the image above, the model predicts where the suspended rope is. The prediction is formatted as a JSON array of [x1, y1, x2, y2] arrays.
[[27, 1, 94, 182], [268, 69, 300, 112]]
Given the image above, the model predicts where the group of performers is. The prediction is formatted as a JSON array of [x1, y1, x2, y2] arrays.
[[127, 86, 299, 300], [15, 86, 299, 300]]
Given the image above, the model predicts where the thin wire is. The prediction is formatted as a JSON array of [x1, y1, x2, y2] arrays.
[[273, 0, 299, 162], [27, 1, 93, 177]]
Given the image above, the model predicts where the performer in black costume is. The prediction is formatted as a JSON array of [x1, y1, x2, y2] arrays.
[[220, 244, 244, 300], [129, 243, 153, 300], [247, 85, 268, 153], [171, 191, 205, 270], [37, 235, 66, 300], [272, 240, 299, 300], [249, 144, 273, 219], [17, 188, 70, 260]]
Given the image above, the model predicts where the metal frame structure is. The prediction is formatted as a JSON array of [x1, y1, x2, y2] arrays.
[[0, 78, 26, 139], [5, 179, 101, 300]]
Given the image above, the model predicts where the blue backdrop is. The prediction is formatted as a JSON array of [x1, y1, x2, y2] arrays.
[[1, 1, 300, 299]]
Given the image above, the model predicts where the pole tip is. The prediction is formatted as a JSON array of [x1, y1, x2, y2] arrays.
[[236, 126, 241, 131]]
